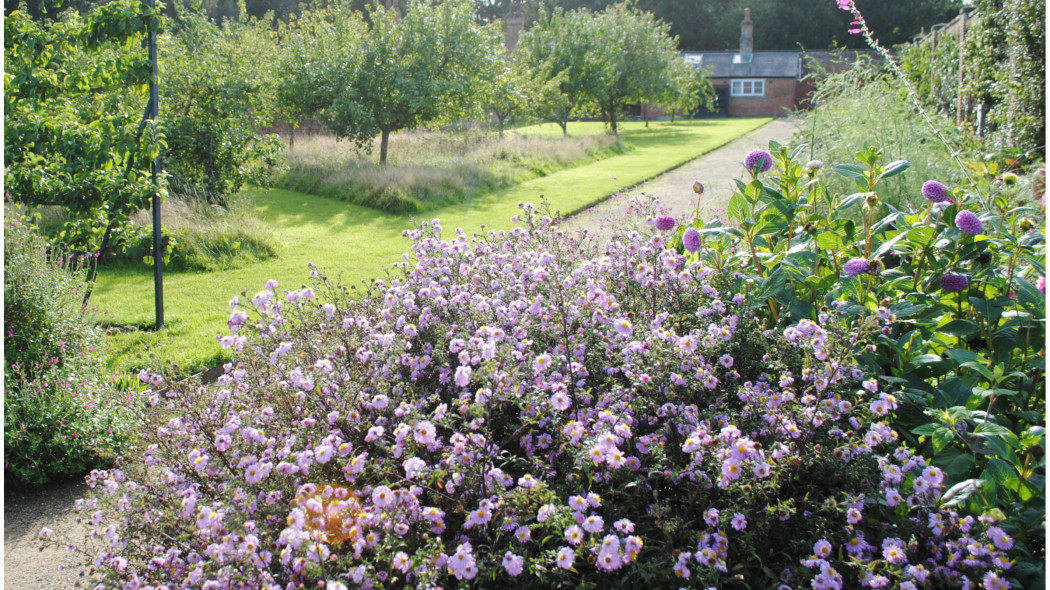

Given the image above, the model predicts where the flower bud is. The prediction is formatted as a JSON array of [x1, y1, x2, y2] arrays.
[[692, 180, 705, 195], [1019, 218, 1035, 232], [1002, 172, 1019, 186], [865, 193, 880, 208]]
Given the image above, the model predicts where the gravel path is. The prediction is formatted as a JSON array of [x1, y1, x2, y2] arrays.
[[5, 477, 96, 589], [562, 118, 799, 238]]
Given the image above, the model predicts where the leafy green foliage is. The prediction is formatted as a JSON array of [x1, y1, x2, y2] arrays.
[[288, 0, 501, 165], [963, 0, 1045, 157], [4, 212, 143, 487], [681, 138, 1045, 587], [4, 0, 162, 252], [160, 8, 284, 203], [517, 3, 691, 135]]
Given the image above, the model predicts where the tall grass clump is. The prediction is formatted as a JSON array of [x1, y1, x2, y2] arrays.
[[47, 196, 279, 273], [797, 60, 976, 211], [278, 128, 623, 214], [4, 209, 143, 487]]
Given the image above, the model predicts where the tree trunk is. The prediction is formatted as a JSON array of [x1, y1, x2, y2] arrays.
[[289, 127, 295, 150], [498, 116, 505, 139], [559, 120, 568, 137], [380, 129, 391, 165], [609, 108, 618, 136]]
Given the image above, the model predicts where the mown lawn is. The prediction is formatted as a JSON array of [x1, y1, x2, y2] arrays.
[[94, 117, 770, 375]]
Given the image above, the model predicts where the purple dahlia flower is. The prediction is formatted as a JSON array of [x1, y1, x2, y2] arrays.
[[744, 149, 773, 173], [682, 227, 701, 253], [655, 215, 677, 231], [921, 180, 951, 203], [955, 210, 982, 235], [692, 180, 705, 195], [939, 274, 970, 293]]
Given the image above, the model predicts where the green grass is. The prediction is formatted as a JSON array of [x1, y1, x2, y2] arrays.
[[94, 117, 770, 376]]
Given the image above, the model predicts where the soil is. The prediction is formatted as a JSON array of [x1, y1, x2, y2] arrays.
[[1, 117, 799, 590]]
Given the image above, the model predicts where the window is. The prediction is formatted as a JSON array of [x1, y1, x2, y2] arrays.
[[730, 79, 765, 97]]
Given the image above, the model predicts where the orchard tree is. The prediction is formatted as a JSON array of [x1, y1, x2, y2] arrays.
[[160, 8, 283, 203], [275, 4, 365, 149], [322, 0, 501, 165], [659, 59, 715, 122], [516, 8, 602, 136], [4, 0, 162, 252], [586, 3, 680, 134], [483, 54, 534, 138]]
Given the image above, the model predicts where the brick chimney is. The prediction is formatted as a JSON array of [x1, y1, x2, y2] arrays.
[[505, 4, 525, 52], [740, 8, 753, 56]]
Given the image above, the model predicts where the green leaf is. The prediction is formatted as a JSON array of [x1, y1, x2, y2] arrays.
[[974, 422, 1020, 448], [816, 231, 844, 250], [938, 319, 981, 337], [934, 447, 977, 479], [983, 458, 1020, 488], [833, 164, 866, 180], [837, 192, 867, 210], [727, 192, 748, 222], [876, 159, 911, 181], [941, 478, 983, 507]]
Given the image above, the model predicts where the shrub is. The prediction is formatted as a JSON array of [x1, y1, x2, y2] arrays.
[[4, 212, 143, 487], [52, 192, 1029, 587]]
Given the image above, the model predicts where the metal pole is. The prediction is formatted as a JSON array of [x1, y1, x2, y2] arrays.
[[148, 0, 164, 330]]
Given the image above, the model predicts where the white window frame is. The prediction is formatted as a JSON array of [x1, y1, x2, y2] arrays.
[[730, 79, 765, 97]]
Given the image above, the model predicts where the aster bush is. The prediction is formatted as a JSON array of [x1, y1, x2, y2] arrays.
[[48, 193, 1033, 588]]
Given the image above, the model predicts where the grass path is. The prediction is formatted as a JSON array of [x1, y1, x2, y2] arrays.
[[93, 118, 770, 374]]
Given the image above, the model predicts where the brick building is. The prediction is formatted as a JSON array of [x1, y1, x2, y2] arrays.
[[683, 9, 875, 117]]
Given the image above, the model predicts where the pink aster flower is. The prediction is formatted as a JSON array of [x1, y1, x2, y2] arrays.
[[730, 513, 747, 531], [556, 547, 575, 569], [565, 524, 584, 545], [454, 365, 472, 388], [1037, 276, 1045, 295], [581, 514, 605, 534], [414, 421, 437, 445], [372, 485, 395, 509], [502, 551, 524, 576]]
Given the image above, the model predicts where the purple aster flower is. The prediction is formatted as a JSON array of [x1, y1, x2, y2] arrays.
[[955, 210, 983, 235], [940, 274, 970, 293], [744, 149, 773, 173], [921, 180, 952, 203], [692, 180, 705, 195], [843, 257, 870, 277], [682, 227, 701, 253], [655, 215, 677, 231]]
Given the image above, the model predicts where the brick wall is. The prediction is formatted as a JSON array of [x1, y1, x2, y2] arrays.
[[714, 78, 799, 117]]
